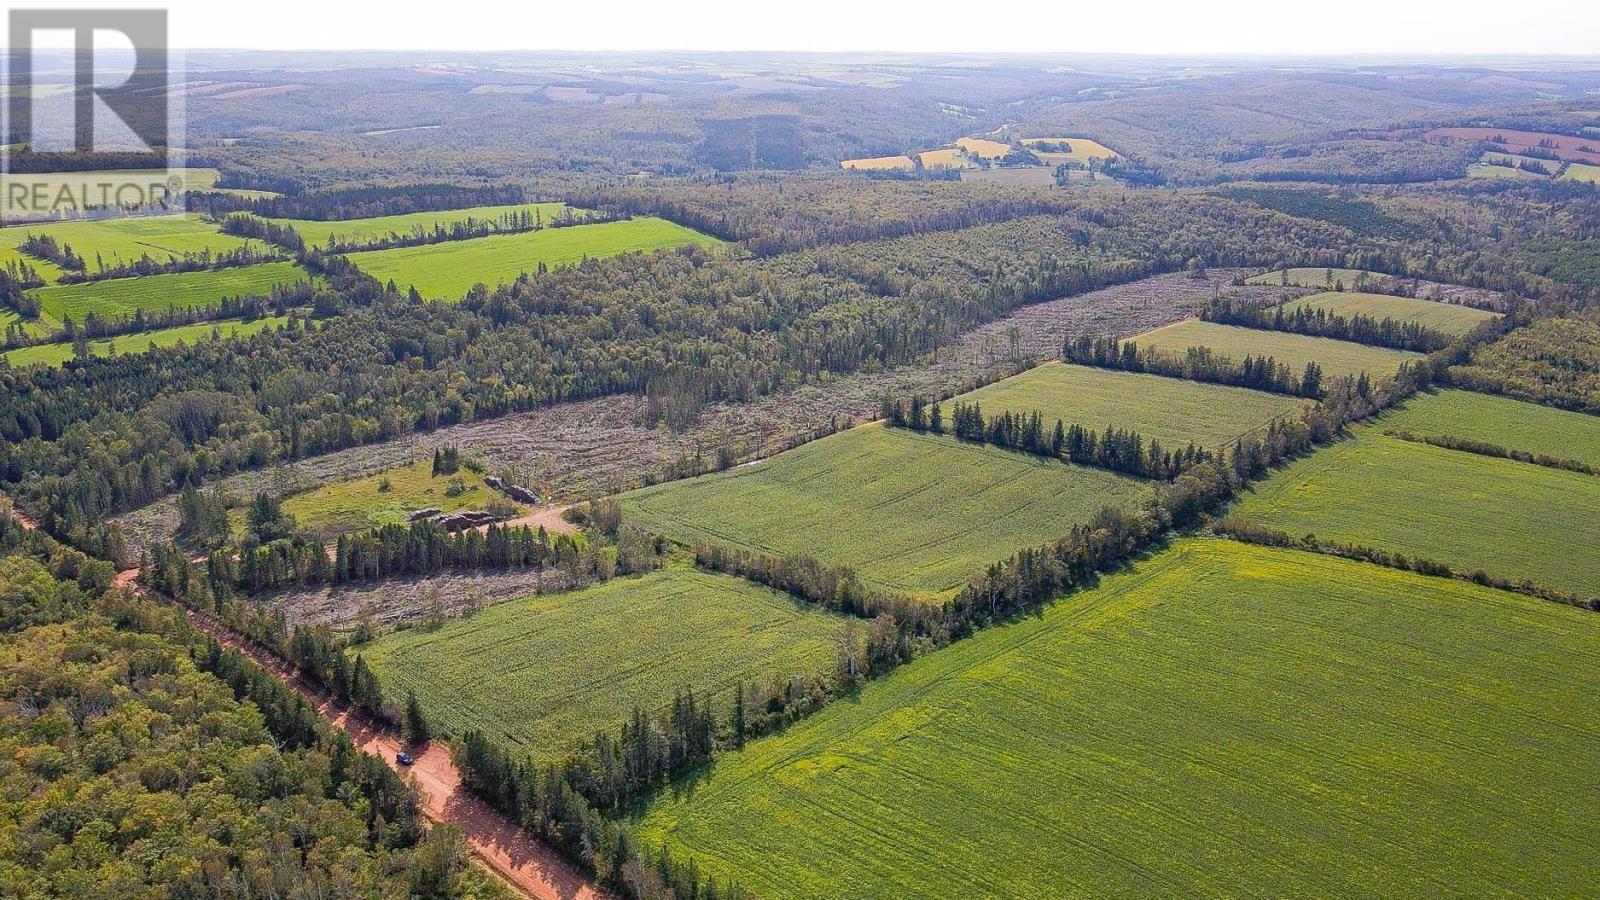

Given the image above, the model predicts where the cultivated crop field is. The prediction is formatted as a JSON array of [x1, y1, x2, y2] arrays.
[[31, 261, 313, 321], [1023, 136, 1119, 164], [1383, 389, 1600, 469], [1231, 429, 1600, 596], [0, 214, 260, 279], [619, 425, 1152, 599], [362, 568, 846, 758], [953, 362, 1308, 450], [263, 201, 574, 248], [344, 216, 724, 298], [1132, 318, 1423, 378], [2, 315, 288, 369], [1279, 291, 1499, 335], [636, 539, 1600, 899], [267, 457, 523, 540]]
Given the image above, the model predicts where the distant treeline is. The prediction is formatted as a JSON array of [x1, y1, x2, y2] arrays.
[[223, 204, 617, 254], [1062, 333, 1327, 398], [1198, 295, 1455, 352], [190, 182, 529, 220]]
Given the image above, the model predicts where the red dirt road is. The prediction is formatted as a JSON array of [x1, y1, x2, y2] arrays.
[[484, 503, 579, 536], [180, 605, 606, 900]]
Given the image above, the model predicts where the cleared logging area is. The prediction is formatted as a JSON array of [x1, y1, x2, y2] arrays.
[[953, 362, 1309, 450], [1131, 319, 1424, 379], [1231, 429, 1600, 596], [618, 425, 1152, 600], [32, 261, 313, 321], [361, 568, 845, 759], [1279, 291, 1499, 335], [1382, 389, 1600, 470], [637, 539, 1600, 899], [265, 458, 526, 540], [344, 216, 724, 298]]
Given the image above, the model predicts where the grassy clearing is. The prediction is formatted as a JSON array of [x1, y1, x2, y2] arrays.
[[618, 424, 1152, 600], [0, 308, 57, 341], [637, 538, 1600, 899], [30, 261, 312, 321], [915, 148, 971, 169], [267, 458, 521, 540], [954, 137, 1010, 159], [344, 217, 723, 299], [0, 214, 257, 279], [953, 362, 1308, 450], [1132, 318, 1423, 379], [1245, 267, 1382, 289], [1467, 162, 1547, 181], [1024, 136, 1119, 165], [1280, 291, 1499, 335], [264, 202, 573, 249], [2, 315, 288, 369], [1382, 389, 1600, 469], [840, 155, 915, 171], [0, 168, 220, 218], [1231, 429, 1600, 596], [1560, 161, 1600, 183], [0, 242, 63, 282], [361, 568, 846, 759]]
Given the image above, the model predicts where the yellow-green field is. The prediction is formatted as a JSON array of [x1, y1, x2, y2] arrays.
[[916, 148, 972, 169], [266, 458, 522, 540], [637, 538, 1600, 898], [1468, 162, 1547, 181], [1280, 291, 1500, 335], [1245, 267, 1386, 289], [1382, 389, 1600, 469], [263, 202, 574, 249], [1560, 161, 1600, 183], [1231, 428, 1600, 596], [0, 243, 63, 282], [954, 137, 1011, 159], [1023, 136, 1119, 165], [840, 155, 915, 171], [953, 362, 1308, 450], [0, 214, 258, 280], [344, 217, 724, 299], [1, 315, 289, 369], [1132, 319, 1423, 379], [618, 424, 1152, 600], [362, 568, 847, 759], [30, 261, 312, 322]]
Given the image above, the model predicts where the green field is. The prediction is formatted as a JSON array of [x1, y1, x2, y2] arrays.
[[31, 261, 312, 322], [1383, 389, 1600, 469], [954, 362, 1309, 451], [1559, 161, 1600, 183], [636, 538, 1600, 899], [344, 217, 724, 299], [264, 202, 574, 249], [1245, 267, 1385, 289], [1132, 318, 1423, 379], [618, 425, 1152, 600], [0, 242, 64, 283], [361, 568, 846, 758], [268, 457, 523, 539], [0, 308, 56, 341], [1231, 429, 1600, 596], [1467, 162, 1547, 181], [1280, 291, 1499, 335], [2, 315, 289, 369], [0, 214, 259, 279]]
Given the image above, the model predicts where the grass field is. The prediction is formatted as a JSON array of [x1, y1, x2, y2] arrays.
[[1132, 318, 1423, 379], [30, 261, 312, 321], [954, 137, 1011, 159], [264, 202, 574, 249], [1382, 389, 1600, 469], [344, 217, 724, 298], [1280, 291, 1499, 335], [269, 458, 521, 539], [1231, 429, 1600, 596], [840, 155, 915, 171], [0, 242, 64, 283], [361, 568, 846, 758], [1245, 267, 1384, 289], [1560, 161, 1600, 183], [636, 538, 1600, 899], [0, 214, 258, 279], [1024, 136, 1119, 165], [0, 308, 56, 341], [2, 315, 288, 368], [1467, 162, 1547, 181], [953, 362, 1308, 450], [618, 425, 1152, 600], [0, 168, 220, 218], [916, 148, 971, 169]]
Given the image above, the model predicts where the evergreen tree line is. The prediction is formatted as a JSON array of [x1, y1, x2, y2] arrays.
[[49, 242, 286, 285], [17, 233, 86, 270], [887, 395, 1216, 481], [1062, 334, 1326, 397], [1214, 517, 1600, 612], [190, 182, 531, 221], [1198, 295, 1455, 352]]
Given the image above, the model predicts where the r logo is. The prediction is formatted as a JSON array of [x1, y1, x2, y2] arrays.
[[7, 8, 169, 153]]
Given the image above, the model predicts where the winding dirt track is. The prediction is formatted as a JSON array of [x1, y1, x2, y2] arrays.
[[160, 591, 605, 900]]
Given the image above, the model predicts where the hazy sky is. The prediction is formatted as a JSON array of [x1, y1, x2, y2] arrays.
[[9, 0, 1600, 55]]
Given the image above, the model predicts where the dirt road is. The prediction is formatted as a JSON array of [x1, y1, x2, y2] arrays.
[[486, 503, 579, 535], [178, 603, 606, 900]]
